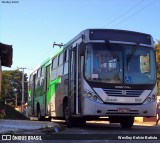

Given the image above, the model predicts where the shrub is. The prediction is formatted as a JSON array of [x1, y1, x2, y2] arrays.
[[0, 109, 6, 119]]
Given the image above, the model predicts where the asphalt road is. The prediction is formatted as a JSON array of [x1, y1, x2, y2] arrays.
[[1, 120, 160, 143]]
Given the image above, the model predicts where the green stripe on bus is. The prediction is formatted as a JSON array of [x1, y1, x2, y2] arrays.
[[46, 77, 61, 105]]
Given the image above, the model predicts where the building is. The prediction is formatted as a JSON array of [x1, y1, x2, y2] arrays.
[[0, 42, 13, 95]]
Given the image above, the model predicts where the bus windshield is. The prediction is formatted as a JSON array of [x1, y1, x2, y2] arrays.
[[85, 43, 156, 84]]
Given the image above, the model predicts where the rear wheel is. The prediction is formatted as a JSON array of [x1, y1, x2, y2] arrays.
[[37, 109, 42, 121], [37, 104, 44, 121], [74, 118, 86, 127], [120, 116, 134, 128]]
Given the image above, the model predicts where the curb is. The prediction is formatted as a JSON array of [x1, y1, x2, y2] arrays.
[[134, 121, 159, 126]]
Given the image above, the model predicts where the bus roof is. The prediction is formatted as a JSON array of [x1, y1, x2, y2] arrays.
[[64, 29, 152, 48]]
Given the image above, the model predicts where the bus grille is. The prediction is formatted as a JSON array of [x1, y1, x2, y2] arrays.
[[103, 89, 143, 97]]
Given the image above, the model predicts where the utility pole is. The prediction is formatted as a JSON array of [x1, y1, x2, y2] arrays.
[[13, 88, 17, 106], [17, 67, 26, 113], [15, 93, 17, 106]]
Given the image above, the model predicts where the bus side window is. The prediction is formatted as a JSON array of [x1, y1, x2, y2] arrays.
[[29, 74, 33, 89], [41, 66, 45, 76], [34, 72, 38, 89], [39, 66, 45, 86], [52, 57, 58, 80], [52, 57, 58, 69], [37, 68, 41, 78], [58, 53, 63, 66], [64, 50, 68, 75], [64, 50, 68, 62], [58, 53, 64, 77], [29, 74, 33, 83]]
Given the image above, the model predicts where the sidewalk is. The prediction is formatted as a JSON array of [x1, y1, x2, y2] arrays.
[[0, 119, 59, 133]]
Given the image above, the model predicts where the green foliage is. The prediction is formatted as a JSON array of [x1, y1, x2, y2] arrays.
[[155, 40, 160, 95], [0, 70, 28, 106], [0, 109, 6, 119]]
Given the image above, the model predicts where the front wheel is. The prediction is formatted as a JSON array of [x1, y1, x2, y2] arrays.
[[37, 109, 42, 121], [37, 105, 45, 121], [120, 116, 134, 128], [63, 101, 72, 128]]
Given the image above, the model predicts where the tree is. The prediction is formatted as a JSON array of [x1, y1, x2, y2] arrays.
[[155, 40, 160, 94], [0, 70, 28, 106]]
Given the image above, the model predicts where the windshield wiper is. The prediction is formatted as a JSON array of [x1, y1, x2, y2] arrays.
[[105, 40, 119, 61], [126, 43, 139, 68]]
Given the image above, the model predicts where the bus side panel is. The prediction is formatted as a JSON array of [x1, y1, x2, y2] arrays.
[[48, 78, 62, 117], [50, 82, 56, 117], [39, 75, 46, 116], [55, 74, 68, 117]]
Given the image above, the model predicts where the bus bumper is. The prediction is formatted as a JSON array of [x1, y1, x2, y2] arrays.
[[82, 97, 156, 117]]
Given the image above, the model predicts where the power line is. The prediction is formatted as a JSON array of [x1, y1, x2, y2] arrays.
[[29, 43, 63, 69], [29, 48, 53, 67], [100, 0, 145, 28], [110, 0, 156, 28]]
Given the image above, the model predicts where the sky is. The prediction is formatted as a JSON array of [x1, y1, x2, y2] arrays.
[[0, 0, 160, 76]]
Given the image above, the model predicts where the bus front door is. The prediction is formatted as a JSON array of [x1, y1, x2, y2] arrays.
[[68, 46, 81, 116]]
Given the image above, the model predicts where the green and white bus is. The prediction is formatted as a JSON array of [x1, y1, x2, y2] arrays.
[[28, 29, 157, 128]]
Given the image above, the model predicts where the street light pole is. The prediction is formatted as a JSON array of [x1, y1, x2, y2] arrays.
[[15, 93, 17, 106], [13, 88, 17, 106], [17, 67, 26, 113]]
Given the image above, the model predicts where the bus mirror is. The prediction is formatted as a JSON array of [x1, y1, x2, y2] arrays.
[[79, 42, 86, 56]]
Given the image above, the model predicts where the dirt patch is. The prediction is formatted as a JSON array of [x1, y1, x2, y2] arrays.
[[0, 103, 28, 120]]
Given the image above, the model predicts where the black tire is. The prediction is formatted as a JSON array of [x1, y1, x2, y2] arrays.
[[120, 116, 134, 128], [63, 100, 72, 128], [37, 105, 44, 121], [45, 116, 51, 121], [37, 109, 42, 121], [73, 118, 86, 127]]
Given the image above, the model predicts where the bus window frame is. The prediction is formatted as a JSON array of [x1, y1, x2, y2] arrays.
[[57, 52, 64, 77], [52, 56, 58, 70]]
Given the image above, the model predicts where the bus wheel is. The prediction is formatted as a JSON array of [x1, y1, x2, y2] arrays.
[[74, 118, 86, 127], [63, 101, 72, 128], [120, 116, 134, 128], [37, 110, 41, 121], [37, 105, 43, 121]]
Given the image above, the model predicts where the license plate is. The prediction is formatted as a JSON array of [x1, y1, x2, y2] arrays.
[[118, 108, 130, 113]]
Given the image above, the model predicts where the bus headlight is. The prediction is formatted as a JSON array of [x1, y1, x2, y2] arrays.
[[87, 92, 92, 98], [152, 95, 156, 100], [147, 97, 152, 102], [144, 94, 156, 103], [93, 95, 98, 101], [82, 90, 103, 103]]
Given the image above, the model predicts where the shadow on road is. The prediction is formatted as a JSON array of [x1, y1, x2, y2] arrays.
[[52, 119, 158, 134]]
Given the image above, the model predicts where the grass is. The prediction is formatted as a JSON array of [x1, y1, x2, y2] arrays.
[[0, 103, 28, 120]]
